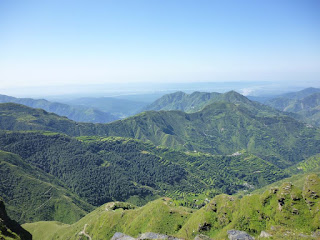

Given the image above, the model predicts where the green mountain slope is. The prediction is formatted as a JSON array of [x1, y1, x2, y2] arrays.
[[23, 174, 320, 240], [0, 150, 93, 224], [0, 199, 32, 240], [280, 87, 320, 100], [1, 99, 319, 168], [103, 102, 320, 168], [144, 90, 273, 113], [65, 96, 147, 118], [0, 94, 118, 123], [144, 91, 221, 112], [0, 131, 286, 208], [267, 91, 320, 126]]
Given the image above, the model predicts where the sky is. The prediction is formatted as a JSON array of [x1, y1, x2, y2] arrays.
[[0, 0, 320, 96]]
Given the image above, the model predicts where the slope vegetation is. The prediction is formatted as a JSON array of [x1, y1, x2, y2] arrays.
[[0, 199, 32, 240], [0, 150, 93, 224], [0, 131, 286, 208], [1, 96, 319, 168], [23, 174, 320, 240]]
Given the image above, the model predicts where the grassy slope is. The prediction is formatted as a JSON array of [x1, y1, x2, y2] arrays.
[[24, 174, 320, 240], [23, 198, 193, 240], [0, 150, 93, 224]]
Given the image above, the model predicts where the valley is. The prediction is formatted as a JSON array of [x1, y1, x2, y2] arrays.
[[1, 88, 320, 240]]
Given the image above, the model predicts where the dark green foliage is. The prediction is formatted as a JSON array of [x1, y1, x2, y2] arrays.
[[0, 132, 286, 210], [0, 198, 32, 240], [0, 94, 118, 123], [0, 150, 93, 224]]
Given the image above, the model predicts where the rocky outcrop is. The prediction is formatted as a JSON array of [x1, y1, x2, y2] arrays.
[[259, 231, 272, 238], [111, 232, 135, 240], [227, 229, 255, 240], [194, 234, 213, 240], [110, 232, 183, 240]]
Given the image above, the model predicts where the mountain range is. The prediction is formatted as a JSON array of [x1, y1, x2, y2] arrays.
[[265, 88, 320, 126], [0, 94, 118, 123], [1, 88, 320, 240], [1, 91, 318, 168], [63, 96, 148, 119]]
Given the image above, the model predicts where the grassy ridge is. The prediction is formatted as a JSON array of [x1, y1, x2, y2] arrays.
[[23, 174, 320, 240]]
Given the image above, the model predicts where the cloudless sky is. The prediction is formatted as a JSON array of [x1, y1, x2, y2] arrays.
[[0, 0, 319, 93]]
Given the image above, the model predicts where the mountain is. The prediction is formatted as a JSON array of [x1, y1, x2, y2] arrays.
[[0, 150, 93, 224], [0, 94, 118, 123], [266, 89, 320, 126], [0, 131, 286, 208], [64, 96, 147, 118], [0, 198, 32, 240], [279, 87, 320, 100], [1, 94, 320, 168], [143, 90, 280, 114], [23, 174, 320, 240], [144, 91, 221, 112]]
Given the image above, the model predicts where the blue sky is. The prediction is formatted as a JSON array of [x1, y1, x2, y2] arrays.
[[0, 0, 319, 93]]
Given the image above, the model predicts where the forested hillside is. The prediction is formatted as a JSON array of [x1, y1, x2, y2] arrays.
[[0, 131, 286, 212], [0, 150, 93, 224], [1, 94, 319, 169]]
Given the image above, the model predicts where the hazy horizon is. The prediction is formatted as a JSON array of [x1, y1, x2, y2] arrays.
[[1, 1, 319, 97]]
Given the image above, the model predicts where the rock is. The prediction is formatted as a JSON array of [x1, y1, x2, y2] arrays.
[[137, 232, 182, 240], [194, 234, 213, 240], [259, 231, 272, 238], [111, 232, 135, 240], [298, 233, 309, 238], [312, 230, 320, 237], [227, 229, 255, 240]]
